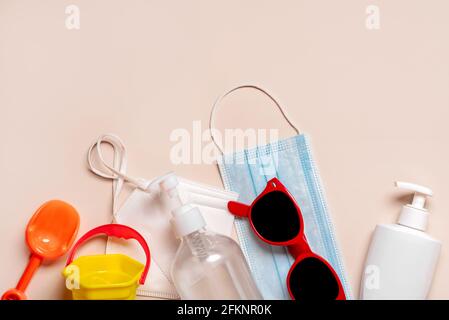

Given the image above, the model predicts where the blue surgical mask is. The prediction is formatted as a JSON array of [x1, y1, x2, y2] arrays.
[[209, 85, 352, 300]]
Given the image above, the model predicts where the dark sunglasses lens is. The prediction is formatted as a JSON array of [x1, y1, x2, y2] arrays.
[[289, 257, 340, 300], [251, 191, 300, 242]]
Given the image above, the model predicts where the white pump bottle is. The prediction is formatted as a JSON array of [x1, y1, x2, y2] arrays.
[[360, 182, 441, 300]]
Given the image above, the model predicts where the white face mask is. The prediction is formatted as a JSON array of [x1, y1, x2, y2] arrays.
[[87, 134, 238, 299]]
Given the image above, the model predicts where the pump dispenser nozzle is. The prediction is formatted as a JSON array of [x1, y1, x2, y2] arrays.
[[395, 181, 433, 231], [160, 173, 206, 238]]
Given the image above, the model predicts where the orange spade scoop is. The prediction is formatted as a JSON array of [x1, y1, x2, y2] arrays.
[[2, 200, 80, 300]]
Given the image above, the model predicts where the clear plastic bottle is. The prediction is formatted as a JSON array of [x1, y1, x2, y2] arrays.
[[160, 174, 262, 300]]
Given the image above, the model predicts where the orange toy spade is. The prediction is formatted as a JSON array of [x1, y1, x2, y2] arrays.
[[2, 200, 80, 300]]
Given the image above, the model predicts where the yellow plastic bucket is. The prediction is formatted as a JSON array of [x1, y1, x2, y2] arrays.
[[63, 224, 150, 300]]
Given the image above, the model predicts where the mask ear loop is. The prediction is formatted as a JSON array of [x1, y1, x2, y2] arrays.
[[87, 134, 152, 219], [209, 84, 301, 155], [87, 134, 178, 295]]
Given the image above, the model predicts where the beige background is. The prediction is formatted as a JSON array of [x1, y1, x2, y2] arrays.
[[1, 0, 448, 299]]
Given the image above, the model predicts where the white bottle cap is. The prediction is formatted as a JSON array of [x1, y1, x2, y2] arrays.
[[160, 173, 206, 238], [395, 181, 433, 231], [171, 204, 206, 238]]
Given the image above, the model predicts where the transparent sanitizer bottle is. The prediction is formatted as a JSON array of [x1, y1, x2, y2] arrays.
[[160, 174, 262, 300]]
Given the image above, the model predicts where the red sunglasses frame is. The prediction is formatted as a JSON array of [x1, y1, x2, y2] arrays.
[[228, 177, 346, 300]]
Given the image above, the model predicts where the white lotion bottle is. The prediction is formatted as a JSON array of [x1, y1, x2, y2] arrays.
[[160, 174, 262, 300], [361, 182, 441, 300]]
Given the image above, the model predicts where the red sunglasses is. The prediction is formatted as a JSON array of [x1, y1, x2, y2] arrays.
[[228, 178, 346, 300]]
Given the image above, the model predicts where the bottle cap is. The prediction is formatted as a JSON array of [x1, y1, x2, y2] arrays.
[[160, 173, 206, 238], [171, 204, 206, 238], [396, 181, 433, 231]]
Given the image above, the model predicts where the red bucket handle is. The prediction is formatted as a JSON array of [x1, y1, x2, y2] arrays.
[[65, 224, 151, 285]]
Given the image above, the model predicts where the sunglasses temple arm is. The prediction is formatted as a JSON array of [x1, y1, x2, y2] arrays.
[[227, 201, 250, 217]]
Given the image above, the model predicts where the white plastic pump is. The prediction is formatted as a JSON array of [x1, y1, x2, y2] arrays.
[[396, 181, 433, 231], [160, 173, 206, 238]]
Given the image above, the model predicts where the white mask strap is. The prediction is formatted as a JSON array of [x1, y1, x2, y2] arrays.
[[209, 84, 300, 155], [87, 134, 152, 217]]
